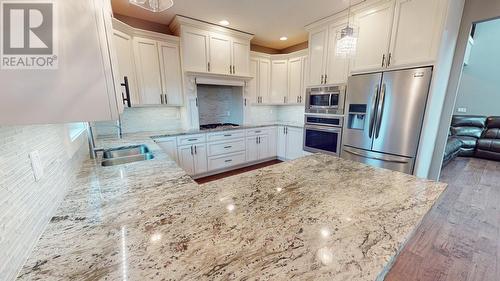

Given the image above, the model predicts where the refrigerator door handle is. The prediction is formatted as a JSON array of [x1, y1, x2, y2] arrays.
[[375, 83, 387, 139], [369, 85, 380, 138], [343, 148, 410, 164]]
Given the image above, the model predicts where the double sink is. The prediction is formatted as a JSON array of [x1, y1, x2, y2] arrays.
[[101, 144, 154, 166]]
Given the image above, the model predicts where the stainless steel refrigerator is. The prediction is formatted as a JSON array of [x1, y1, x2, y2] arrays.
[[341, 67, 432, 174]]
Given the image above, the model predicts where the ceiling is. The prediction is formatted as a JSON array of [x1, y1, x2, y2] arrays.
[[111, 0, 363, 50]]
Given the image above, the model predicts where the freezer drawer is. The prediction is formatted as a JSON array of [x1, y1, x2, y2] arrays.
[[341, 146, 415, 174]]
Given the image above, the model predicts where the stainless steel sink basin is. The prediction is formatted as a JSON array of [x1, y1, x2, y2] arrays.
[[101, 153, 155, 167], [102, 145, 150, 159], [101, 145, 154, 167]]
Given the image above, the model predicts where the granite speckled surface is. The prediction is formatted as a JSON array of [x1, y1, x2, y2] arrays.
[[16, 132, 446, 281]]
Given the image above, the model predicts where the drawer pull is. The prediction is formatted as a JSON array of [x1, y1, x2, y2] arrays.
[[224, 134, 232, 137], [224, 146, 233, 149], [188, 138, 198, 141], [255, 130, 261, 133], [225, 159, 233, 163]]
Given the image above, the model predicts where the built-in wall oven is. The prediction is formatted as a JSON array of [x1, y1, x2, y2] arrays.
[[305, 85, 346, 115], [304, 114, 343, 156]]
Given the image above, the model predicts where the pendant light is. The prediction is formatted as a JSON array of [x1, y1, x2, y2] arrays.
[[336, 0, 357, 57], [129, 0, 174, 13]]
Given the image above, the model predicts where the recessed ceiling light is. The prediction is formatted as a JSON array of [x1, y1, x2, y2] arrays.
[[280, 36, 288, 41], [219, 20, 230, 26]]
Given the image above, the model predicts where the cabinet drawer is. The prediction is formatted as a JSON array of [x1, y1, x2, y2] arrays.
[[246, 127, 271, 136], [207, 139, 246, 157], [208, 152, 246, 171], [177, 134, 206, 146], [207, 130, 246, 142]]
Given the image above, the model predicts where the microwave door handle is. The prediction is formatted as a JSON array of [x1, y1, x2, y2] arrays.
[[328, 94, 333, 108], [375, 84, 387, 139], [369, 85, 380, 138]]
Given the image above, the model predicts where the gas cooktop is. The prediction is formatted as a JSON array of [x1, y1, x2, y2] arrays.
[[200, 123, 240, 130]]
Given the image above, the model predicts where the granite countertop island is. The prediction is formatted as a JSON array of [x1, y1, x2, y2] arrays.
[[17, 132, 446, 281]]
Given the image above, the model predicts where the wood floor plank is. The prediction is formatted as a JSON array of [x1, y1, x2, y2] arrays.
[[386, 157, 500, 281]]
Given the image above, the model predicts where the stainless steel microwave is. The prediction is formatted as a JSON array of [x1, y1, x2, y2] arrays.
[[305, 85, 346, 115]]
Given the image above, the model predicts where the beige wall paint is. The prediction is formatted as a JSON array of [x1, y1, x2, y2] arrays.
[[431, 0, 500, 180], [114, 13, 172, 34], [251, 41, 308, 54], [280, 41, 309, 54]]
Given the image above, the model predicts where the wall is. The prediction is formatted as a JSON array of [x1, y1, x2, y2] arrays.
[[251, 42, 308, 55], [197, 85, 243, 126], [454, 18, 500, 116], [431, 0, 500, 180], [0, 125, 88, 281], [277, 105, 306, 125], [114, 13, 172, 34], [94, 107, 183, 136]]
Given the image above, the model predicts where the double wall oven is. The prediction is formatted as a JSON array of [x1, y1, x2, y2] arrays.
[[303, 85, 346, 156]]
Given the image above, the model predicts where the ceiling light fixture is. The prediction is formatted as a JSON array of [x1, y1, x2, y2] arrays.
[[129, 0, 174, 13], [219, 20, 230, 26], [336, 0, 358, 57], [280, 36, 288, 41]]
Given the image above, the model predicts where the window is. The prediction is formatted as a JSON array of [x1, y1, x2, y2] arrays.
[[68, 123, 87, 141]]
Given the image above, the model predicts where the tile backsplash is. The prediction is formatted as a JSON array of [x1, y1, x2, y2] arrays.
[[197, 85, 243, 125], [0, 124, 87, 281]]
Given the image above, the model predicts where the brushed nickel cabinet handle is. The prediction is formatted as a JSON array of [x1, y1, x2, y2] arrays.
[[387, 53, 392, 67], [208, 62, 211, 72], [224, 146, 232, 149], [225, 159, 233, 163], [194, 146, 197, 154], [324, 74, 328, 84], [381, 54, 386, 68], [160, 94, 164, 104]]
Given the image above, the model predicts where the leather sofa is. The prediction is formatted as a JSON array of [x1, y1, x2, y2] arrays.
[[443, 115, 500, 166], [475, 117, 500, 161]]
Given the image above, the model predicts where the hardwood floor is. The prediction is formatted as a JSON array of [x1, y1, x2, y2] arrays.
[[386, 157, 500, 281], [194, 160, 283, 184]]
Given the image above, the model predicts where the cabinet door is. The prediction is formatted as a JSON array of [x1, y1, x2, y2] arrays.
[[209, 34, 232, 74], [301, 56, 309, 103], [178, 145, 195, 175], [389, 0, 446, 67], [182, 29, 209, 72], [258, 135, 271, 160], [249, 58, 259, 104], [259, 59, 271, 103], [286, 127, 305, 160], [288, 57, 303, 104], [246, 137, 259, 162], [232, 39, 250, 75], [113, 30, 140, 105], [156, 138, 178, 163], [351, 1, 395, 73], [326, 21, 350, 84], [308, 27, 328, 86], [158, 42, 183, 106], [277, 127, 287, 159], [270, 60, 288, 104], [193, 144, 208, 175], [133, 37, 162, 105]]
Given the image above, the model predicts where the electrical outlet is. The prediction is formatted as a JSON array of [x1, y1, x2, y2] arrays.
[[457, 107, 467, 113], [29, 151, 44, 182]]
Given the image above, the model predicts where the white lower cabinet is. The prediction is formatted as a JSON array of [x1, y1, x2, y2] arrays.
[[155, 137, 178, 163], [178, 144, 208, 176], [208, 152, 247, 171], [277, 126, 306, 160]]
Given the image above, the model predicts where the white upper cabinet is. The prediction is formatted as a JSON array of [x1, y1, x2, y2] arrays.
[[326, 21, 350, 84], [270, 60, 288, 104], [113, 30, 140, 105], [308, 27, 329, 86], [170, 16, 253, 76], [389, 0, 447, 68], [114, 19, 183, 107], [0, 0, 121, 125], [182, 28, 210, 72], [209, 34, 232, 74], [158, 42, 183, 106], [232, 39, 251, 75], [306, 0, 451, 77], [258, 58, 271, 104], [288, 57, 303, 104], [351, 1, 394, 73], [248, 58, 259, 104], [133, 37, 163, 105]]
